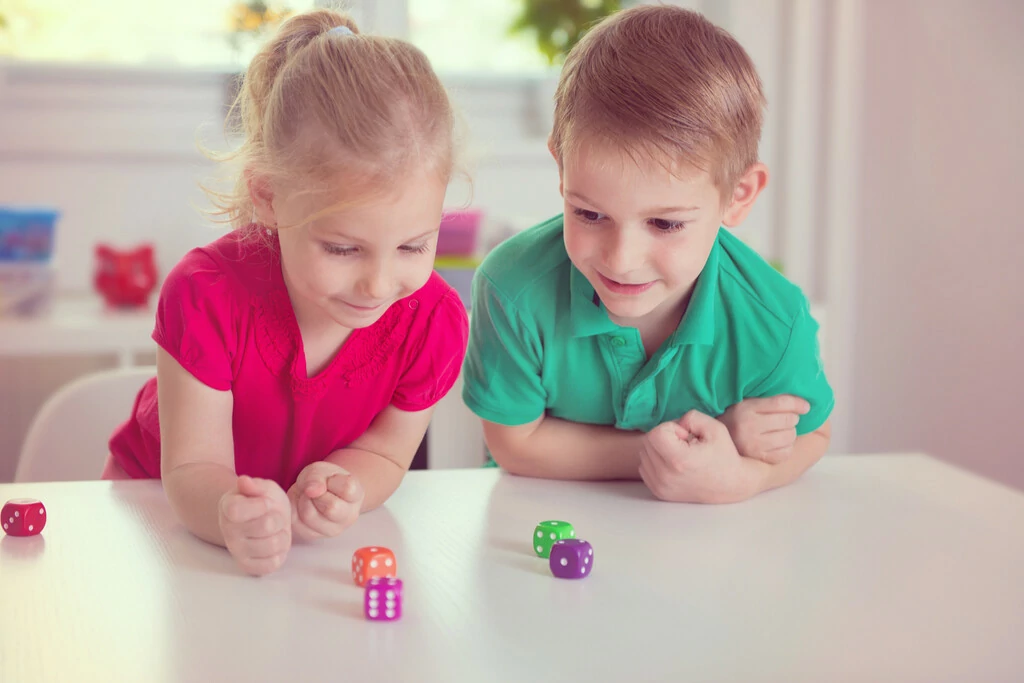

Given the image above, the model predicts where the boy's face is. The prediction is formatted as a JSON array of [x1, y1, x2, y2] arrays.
[[558, 141, 765, 329]]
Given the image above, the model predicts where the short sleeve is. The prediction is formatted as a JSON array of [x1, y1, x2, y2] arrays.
[[461, 271, 547, 425], [391, 290, 469, 412], [749, 300, 835, 435], [152, 249, 238, 391]]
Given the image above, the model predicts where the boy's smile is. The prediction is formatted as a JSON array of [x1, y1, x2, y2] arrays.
[[596, 273, 656, 296]]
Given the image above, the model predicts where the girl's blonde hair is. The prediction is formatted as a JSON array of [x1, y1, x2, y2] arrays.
[[207, 9, 455, 230]]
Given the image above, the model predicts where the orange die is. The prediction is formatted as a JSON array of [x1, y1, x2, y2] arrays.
[[352, 546, 396, 586]]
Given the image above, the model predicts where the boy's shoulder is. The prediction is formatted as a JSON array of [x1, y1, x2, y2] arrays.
[[714, 228, 811, 328], [475, 214, 571, 307]]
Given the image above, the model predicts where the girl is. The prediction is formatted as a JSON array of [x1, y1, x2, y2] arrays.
[[106, 9, 468, 576]]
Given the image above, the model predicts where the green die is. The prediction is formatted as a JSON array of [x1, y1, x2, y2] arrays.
[[533, 520, 575, 558]]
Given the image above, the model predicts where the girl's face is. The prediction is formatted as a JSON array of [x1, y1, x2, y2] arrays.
[[257, 167, 447, 331]]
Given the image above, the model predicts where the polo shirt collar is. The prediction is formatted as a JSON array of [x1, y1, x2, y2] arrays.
[[665, 230, 721, 348], [569, 264, 619, 338]]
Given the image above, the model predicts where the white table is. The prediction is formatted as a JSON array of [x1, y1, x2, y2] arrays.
[[2, 454, 1022, 683]]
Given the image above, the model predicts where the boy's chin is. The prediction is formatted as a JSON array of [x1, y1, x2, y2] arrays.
[[601, 298, 660, 322]]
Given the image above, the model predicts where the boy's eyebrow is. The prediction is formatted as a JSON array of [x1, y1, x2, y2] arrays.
[[645, 204, 701, 214], [321, 227, 439, 244], [566, 191, 601, 208], [566, 191, 699, 214]]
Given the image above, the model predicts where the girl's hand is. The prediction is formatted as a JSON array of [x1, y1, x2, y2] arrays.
[[288, 461, 365, 542], [218, 475, 293, 576], [718, 395, 810, 464], [639, 410, 764, 504]]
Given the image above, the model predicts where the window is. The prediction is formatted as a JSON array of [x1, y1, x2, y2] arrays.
[[0, 0, 584, 74], [408, 0, 552, 74], [0, 0, 312, 69]]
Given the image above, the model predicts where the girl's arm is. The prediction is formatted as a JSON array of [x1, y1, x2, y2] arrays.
[[156, 347, 239, 545], [159, 348, 293, 575], [324, 404, 435, 511]]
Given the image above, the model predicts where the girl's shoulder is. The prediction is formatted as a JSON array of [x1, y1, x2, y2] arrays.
[[382, 271, 469, 411], [157, 228, 280, 331], [412, 270, 463, 311], [176, 228, 280, 294], [354, 271, 467, 382], [401, 271, 469, 355], [405, 271, 468, 336], [153, 229, 277, 388]]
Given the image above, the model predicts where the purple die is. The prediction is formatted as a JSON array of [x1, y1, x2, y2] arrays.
[[549, 539, 594, 579], [365, 577, 403, 621]]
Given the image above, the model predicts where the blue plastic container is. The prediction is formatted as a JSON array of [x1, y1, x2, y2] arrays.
[[0, 207, 59, 262]]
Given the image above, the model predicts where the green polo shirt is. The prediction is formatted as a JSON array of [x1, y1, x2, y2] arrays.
[[462, 214, 833, 438]]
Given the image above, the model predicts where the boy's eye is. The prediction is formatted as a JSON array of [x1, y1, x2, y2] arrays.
[[650, 218, 686, 233], [573, 208, 605, 223], [322, 242, 357, 256]]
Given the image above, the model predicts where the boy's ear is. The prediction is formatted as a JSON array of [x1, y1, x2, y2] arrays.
[[547, 136, 565, 195], [246, 170, 278, 228], [722, 163, 769, 227]]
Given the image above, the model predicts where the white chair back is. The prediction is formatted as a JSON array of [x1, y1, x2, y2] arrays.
[[16, 366, 155, 482]]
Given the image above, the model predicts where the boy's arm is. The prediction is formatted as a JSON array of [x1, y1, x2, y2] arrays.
[[732, 298, 834, 468], [748, 419, 831, 494], [484, 415, 645, 480]]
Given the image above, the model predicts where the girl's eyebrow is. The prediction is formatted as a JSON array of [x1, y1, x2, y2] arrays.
[[319, 227, 439, 244]]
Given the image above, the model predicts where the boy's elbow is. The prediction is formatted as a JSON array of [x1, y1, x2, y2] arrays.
[[483, 436, 529, 476], [808, 419, 832, 453], [481, 417, 544, 476]]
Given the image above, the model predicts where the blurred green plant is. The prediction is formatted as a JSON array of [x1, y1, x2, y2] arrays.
[[510, 0, 620, 66], [227, 1, 291, 53]]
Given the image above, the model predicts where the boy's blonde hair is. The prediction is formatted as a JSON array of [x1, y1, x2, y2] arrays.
[[208, 9, 455, 229], [550, 5, 765, 194]]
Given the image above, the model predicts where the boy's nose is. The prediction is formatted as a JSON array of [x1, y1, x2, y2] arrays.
[[603, 230, 643, 275]]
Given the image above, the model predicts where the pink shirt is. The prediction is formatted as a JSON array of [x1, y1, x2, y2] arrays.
[[109, 230, 468, 488]]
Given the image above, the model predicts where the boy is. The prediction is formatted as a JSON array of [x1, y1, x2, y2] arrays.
[[463, 5, 833, 503]]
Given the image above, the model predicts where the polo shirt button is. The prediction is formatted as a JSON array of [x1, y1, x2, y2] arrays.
[[611, 336, 626, 347]]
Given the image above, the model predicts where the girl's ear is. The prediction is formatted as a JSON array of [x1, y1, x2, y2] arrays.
[[246, 170, 278, 228]]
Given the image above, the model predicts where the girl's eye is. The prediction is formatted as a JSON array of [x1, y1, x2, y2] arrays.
[[650, 218, 686, 233], [573, 208, 605, 223], [399, 243, 431, 255], [322, 242, 357, 256]]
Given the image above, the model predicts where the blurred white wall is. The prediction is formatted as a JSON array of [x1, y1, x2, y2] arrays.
[[853, 0, 1024, 488]]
